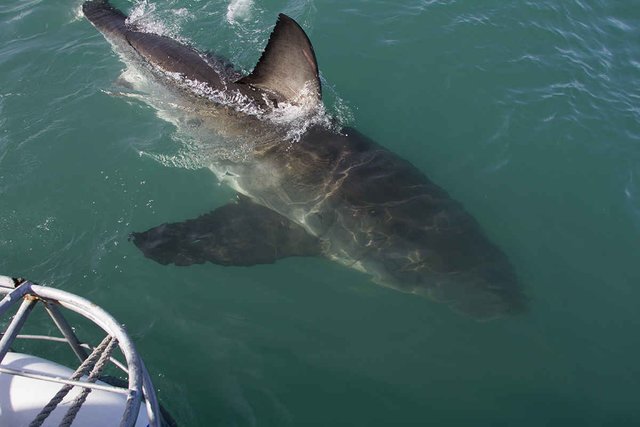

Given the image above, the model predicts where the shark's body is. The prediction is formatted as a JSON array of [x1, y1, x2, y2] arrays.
[[83, 0, 523, 318]]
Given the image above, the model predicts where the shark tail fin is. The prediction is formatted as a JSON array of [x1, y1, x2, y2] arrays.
[[237, 14, 322, 106]]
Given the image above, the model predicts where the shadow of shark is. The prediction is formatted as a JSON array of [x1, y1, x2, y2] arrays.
[[83, 0, 524, 319]]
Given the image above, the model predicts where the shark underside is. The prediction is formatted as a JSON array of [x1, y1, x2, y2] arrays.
[[83, 0, 525, 319]]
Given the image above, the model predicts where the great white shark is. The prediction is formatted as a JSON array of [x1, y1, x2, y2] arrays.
[[83, 0, 524, 319]]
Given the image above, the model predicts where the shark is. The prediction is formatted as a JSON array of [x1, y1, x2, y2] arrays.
[[83, 0, 524, 319]]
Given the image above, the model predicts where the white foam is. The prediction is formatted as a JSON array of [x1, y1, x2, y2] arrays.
[[164, 71, 264, 116], [162, 70, 336, 142], [140, 150, 204, 170], [226, 0, 254, 24], [127, 0, 156, 27], [70, 0, 86, 22], [266, 100, 333, 142], [126, 0, 188, 40]]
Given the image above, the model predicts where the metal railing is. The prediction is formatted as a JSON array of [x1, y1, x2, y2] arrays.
[[0, 275, 160, 427]]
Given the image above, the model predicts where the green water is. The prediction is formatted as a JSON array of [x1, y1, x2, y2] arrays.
[[2, 0, 640, 425]]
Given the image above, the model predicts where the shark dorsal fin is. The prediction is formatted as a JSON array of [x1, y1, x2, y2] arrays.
[[238, 14, 322, 106]]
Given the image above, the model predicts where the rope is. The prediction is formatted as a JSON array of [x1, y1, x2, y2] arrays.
[[29, 335, 115, 427], [59, 336, 118, 427]]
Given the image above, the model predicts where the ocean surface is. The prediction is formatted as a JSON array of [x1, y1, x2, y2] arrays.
[[1, 0, 639, 425]]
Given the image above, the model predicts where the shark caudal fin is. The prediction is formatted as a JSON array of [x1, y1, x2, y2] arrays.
[[237, 14, 322, 106]]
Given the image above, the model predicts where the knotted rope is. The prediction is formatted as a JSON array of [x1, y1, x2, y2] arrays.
[[29, 335, 118, 427]]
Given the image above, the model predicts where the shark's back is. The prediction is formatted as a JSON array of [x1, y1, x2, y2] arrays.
[[253, 126, 524, 318], [83, 0, 127, 39]]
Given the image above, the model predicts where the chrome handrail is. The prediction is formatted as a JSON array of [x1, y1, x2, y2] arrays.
[[0, 275, 160, 427]]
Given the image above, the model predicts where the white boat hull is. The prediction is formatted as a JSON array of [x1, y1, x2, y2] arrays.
[[0, 352, 150, 427]]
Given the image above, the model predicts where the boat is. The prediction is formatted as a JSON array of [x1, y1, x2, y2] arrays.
[[0, 275, 166, 426]]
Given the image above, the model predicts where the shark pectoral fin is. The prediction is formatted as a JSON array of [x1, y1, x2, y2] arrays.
[[236, 14, 322, 106], [130, 197, 321, 267]]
